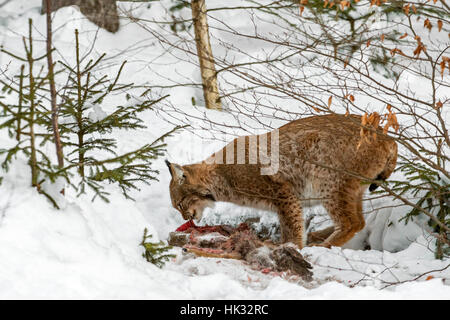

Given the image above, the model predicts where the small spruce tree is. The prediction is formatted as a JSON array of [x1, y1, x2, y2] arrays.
[[0, 22, 183, 206], [0, 19, 64, 207], [140, 228, 176, 268], [56, 29, 182, 202], [390, 159, 449, 259]]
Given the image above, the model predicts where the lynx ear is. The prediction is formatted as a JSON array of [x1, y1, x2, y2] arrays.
[[165, 160, 185, 183]]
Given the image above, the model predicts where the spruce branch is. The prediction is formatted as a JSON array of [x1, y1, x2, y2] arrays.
[[140, 228, 175, 268]]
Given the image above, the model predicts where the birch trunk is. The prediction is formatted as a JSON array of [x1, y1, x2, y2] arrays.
[[191, 0, 221, 110]]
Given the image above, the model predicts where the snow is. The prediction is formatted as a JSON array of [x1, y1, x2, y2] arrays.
[[88, 105, 108, 123], [344, 186, 433, 253], [0, 161, 449, 299], [0, 0, 449, 299]]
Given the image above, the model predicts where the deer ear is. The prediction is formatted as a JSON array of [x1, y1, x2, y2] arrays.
[[165, 160, 185, 183]]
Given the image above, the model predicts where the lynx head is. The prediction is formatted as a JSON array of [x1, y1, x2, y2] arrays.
[[166, 160, 215, 221]]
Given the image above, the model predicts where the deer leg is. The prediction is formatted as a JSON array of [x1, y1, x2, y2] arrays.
[[307, 226, 335, 245]]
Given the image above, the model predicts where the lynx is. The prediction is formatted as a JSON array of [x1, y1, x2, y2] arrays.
[[166, 114, 397, 248]]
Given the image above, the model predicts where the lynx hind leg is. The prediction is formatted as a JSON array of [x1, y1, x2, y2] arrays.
[[318, 183, 365, 248], [276, 186, 305, 249]]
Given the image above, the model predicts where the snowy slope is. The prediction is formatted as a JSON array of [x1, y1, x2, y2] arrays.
[[0, 0, 449, 299]]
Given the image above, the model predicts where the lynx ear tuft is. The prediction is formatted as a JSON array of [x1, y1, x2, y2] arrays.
[[165, 159, 172, 172]]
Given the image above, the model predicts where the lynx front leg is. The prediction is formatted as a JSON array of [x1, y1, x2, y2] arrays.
[[276, 186, 305, 249], [318, 184, 365, 248]]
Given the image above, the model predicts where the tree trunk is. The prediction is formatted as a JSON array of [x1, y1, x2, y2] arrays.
[[41, 0, 119, 33], [45, 0, 65, 169], [191, 0, 221, 110], [25, 20, 39, 187]]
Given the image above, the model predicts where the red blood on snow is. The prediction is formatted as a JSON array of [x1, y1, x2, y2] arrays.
[[175, 220, 196, 232], [175, 220, 226, 234]]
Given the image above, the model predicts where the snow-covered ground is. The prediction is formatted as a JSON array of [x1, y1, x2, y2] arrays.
[[0, 0, 449, 299]]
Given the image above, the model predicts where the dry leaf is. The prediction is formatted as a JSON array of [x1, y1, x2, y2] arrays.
[[413, 37, 425, 57], [361, 113, 368, 126], [358, 112, 373, 149], [343, 58, 349, 68], [300, 6, 305, 15], [413, 46, 422, 57], [382, 107, 399, 134], [366, 39, 371, 47], [399, 33, 408, 39], [340, 0, 349, 10], [444, 57, 450, 75], [380, 34, 385, 42], [438, 20, 443, 32], [392, 114, 399, 132], [390, 48, 405, 56], [440, 60, 446, 78], [424, 18, 432, 31], [368, 112, 381, 128], [328, 96, 332, 107], [403, 4, 410, 15]]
